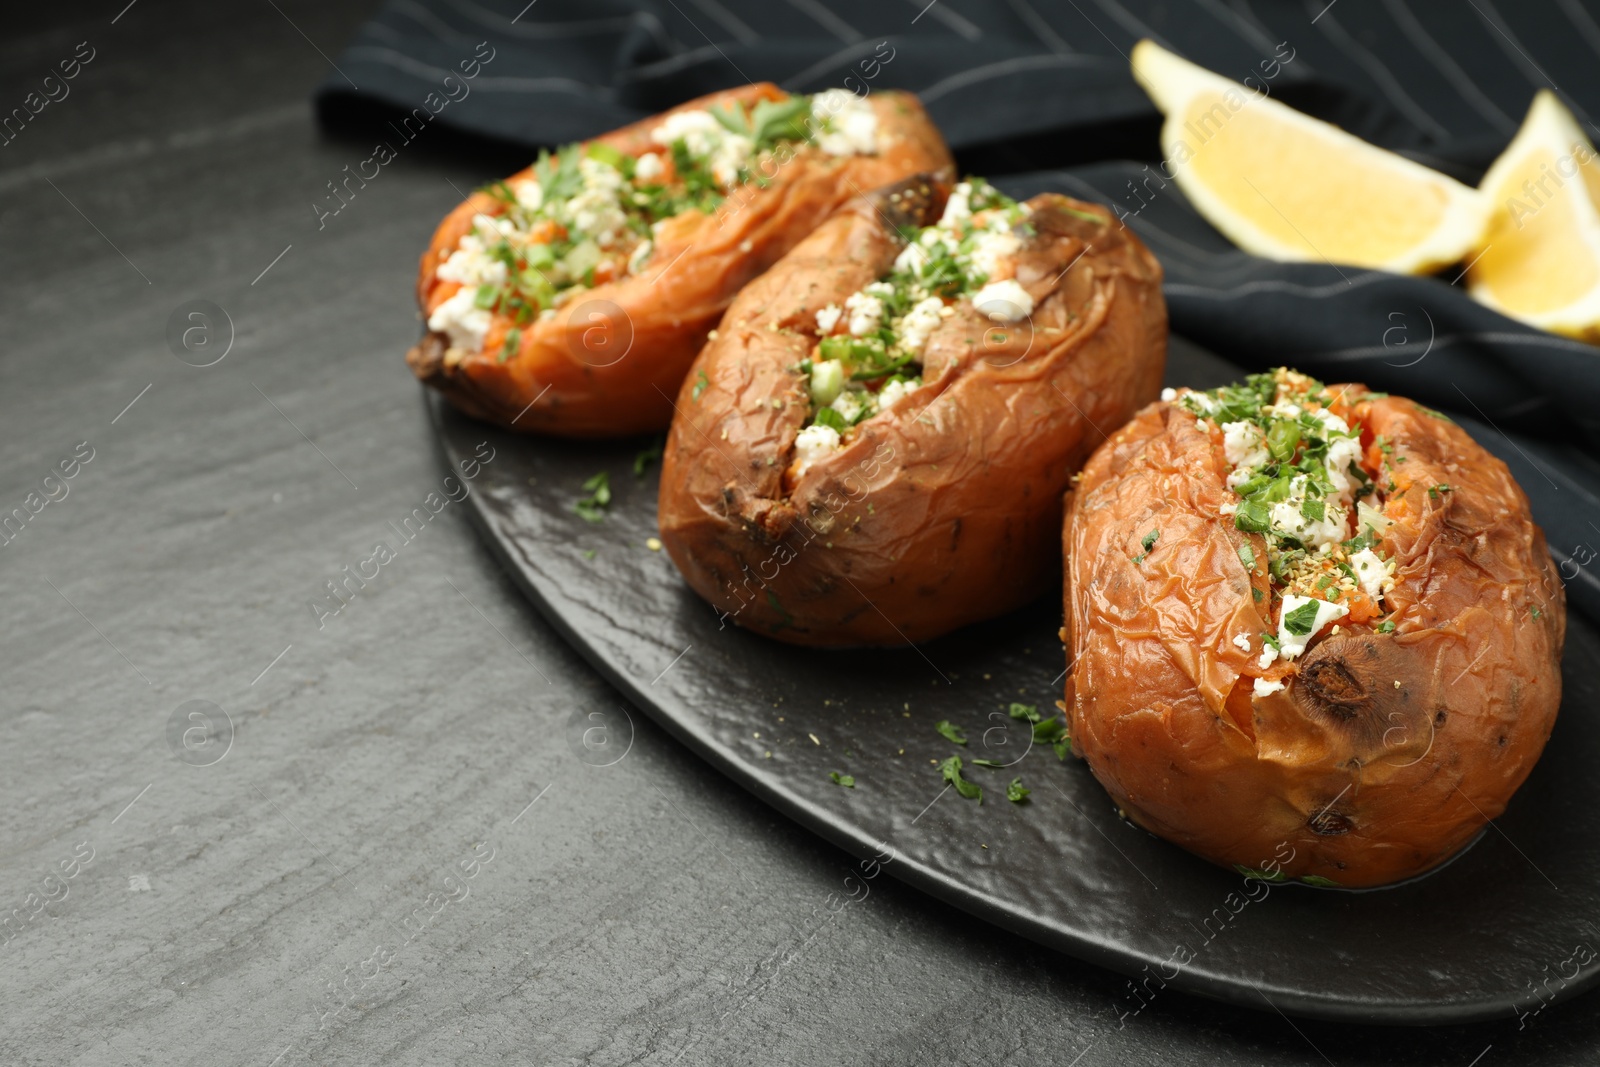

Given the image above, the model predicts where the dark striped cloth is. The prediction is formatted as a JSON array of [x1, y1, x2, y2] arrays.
[[316, 0, 1600, 619]]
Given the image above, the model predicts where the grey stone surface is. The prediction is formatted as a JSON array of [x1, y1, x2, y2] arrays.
[[1, 2, 1594, 1064]]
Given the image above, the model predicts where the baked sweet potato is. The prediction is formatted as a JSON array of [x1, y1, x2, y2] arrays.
[[658, 175, 1166, 646], [406, 83, 951, 437], [1062, 369, 1565, 888]]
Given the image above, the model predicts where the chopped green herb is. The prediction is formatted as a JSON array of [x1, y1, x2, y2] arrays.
[[1058, 205, 1106, 224], [938, 756, 982, 803], [1428, 483, 1454, 501], [1300, 499, 1325, 523], [691, 370, 709, 401], [1032, 718, 1066, 745], [829, 771, 855, 789], [1531, 606, 1543, 620], [813, 406, 848, 431], [583, 548, 596, 560], [1282, 599, 1321, 637], [573, 471, 611, 523], [633, 439, 663, 477], [971, 758, 1006, 768], [1141, 528, 1161, 552], [1234, 864, 1287, 882], [499, 327, 522, 363], [1053, 738, 1071, 761], [1234, 498, 1271, 534], [1419, 406, 1453, 422], [1006, 777, 1031, 804], [1265, 420, 1301, 462], [765, 590, 795, 628], [1253, 587, 1264, 602], [1376, 620, 1396, 634], [1237, 543, 1256, 571], [1008, 703, 1041, 723], [934, 720, 968, 746], [1299, 874, 1341, 888]]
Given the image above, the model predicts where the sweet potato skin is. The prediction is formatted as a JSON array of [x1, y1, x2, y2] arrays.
[[407, 84, 951, 437], [657, 179, 1167, 647], [1062, 389, 1566, 888]]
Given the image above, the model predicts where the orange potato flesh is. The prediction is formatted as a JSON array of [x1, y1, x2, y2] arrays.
[[1062, 387, 1566, 888], [407, 83, 952, 438]]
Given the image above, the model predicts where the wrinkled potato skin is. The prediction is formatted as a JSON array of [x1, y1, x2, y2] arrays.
[[406, 84, 951, 437], [1062, 389, 1566, 888], [659, 178, 1167, 646]]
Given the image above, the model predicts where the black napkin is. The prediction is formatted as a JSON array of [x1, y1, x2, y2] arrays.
[[316, 0, 1600, 619]]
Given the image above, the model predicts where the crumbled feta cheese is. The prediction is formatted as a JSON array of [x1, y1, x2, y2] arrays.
[[1348, 548, 1393, 601], [1276, 594, 1348, 660], [1257, 644, 1278, 670], [939, 181, 973, 229], [512, 179, 543, 211], [969, 228, 1020, 282], [1222, 421, 1268, 469], [1253, 677, 1286, 697], [428, 287, 492, 351], [844, 290, 884, 336], [811, 89, 879, 156], [815, 304, 843, 334], [893, 242, 930, 274], [649, 109, 752, 187], [1161, 387, 1177, 402], [972, 279, 1033, 323], [792, 424, 841, 474], [566, 158, 629, 245], [877, 377, 920, 411], [1232, 633, 1252, 652], [896, 297, 946, 355], [633, 151, 664, 182], [829, 390, 865, 423], [1263, 475, 1349, 554], [436, 242, 507, 287], [651, 109, 723, 155]]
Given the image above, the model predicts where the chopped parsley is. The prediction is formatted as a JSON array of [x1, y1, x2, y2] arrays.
[[1300, 874, 1341, 888], [1234, 864, 1287, 882], [1008, 702, 1040, 723], [573, 471, 611, 523], [691, 370, 709, 401], [499, 327, 522, 363], [1006, 777, 1031, 804], [939, 756, 982, 803], [1376, 620, 1396, 633], [935, 720, 968, 746], [1428, 483, 1454, 501], [829, 771, 855, 789], [633, 439, 663, 477], [1133, 527, 1161, 564]]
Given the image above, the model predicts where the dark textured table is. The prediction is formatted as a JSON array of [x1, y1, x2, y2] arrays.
[[1, 3, 1594, 1064]]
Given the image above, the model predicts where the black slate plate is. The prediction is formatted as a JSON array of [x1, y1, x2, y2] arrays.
[[427, 336, 1600, 1025]]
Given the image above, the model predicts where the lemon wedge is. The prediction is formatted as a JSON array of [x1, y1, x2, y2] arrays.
[[1130, 39, 1487, 274], [1468, 91, 1600, 340]]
